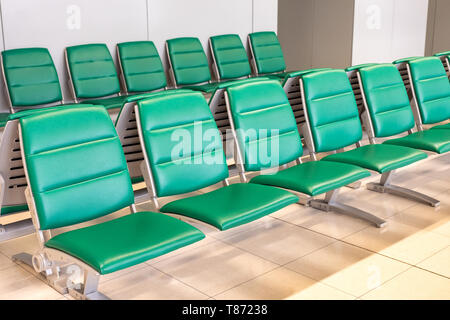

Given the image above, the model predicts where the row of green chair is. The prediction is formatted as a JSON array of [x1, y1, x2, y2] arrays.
[[0, 32, 449, 240], [14, 64, 448, 298], [0, 31, 321, 233]]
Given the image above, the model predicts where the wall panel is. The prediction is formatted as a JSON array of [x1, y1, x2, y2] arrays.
[[0, 0, 148, 104]]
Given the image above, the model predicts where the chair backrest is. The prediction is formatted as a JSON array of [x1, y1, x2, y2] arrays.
[[301, 69, 362, 153], [248, 31, 286, 75], [408, 57, 450, 124], [226, 80, 302, 171], [66, 43, 120, 99], [166, 37, 211, 86], [20, 105, 134, 230], [117, 41, 166, 93], [137, 91, 228, 197], [358, 64, 414, 137], [210, 34, 251, 80], [2, 48, 62, 108]]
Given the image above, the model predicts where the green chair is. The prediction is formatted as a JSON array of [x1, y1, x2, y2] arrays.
[[135, 90, 298, 231], [65, 43, 157, 110], [224, 79, 388, 227], [166, 37, 237, 94], [117, 41, 167, 94], [0, 47, 87, 239], [356, 63, 450, 154], [209, 34, 253, 81], [403, 57, 450, 131], [299, 69, 437, 207], [15, 105, 205, 299]]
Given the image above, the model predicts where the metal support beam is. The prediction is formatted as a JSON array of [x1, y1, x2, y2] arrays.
[[309, 189, 387, 228], [366, 171, 440, 207]]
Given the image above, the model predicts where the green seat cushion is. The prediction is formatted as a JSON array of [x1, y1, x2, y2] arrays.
[[0, 113, 9, 127], [345, 63, 378, 72], [430, 123, 450, 130], [383, 130, 450, 154], [392, 57, 421, 64], [167, 37, 211, 86], [210, 34, 252, 80], [45, 211, 204, 274], [137, 91, 229, 197], [83, 95, 132, 110], [117, 41, 166, 93], [7, 104, 88, 122], [0, 204, 29, 216], [20, 106, 134, 230], [408, 57, 450, 124], [322, 144, 427, 173], [2, 48, 62, 107], [250, 161, 370, 196], [225, 80, 303, 171], [358, 64, 415, 137], [181, 82, 222, 93], [301, 69, 363, 152], [160, 183, 298, 231], [249, 31, 286, 75], [66, 44, 120, 99], [433, 51, 450, 57]]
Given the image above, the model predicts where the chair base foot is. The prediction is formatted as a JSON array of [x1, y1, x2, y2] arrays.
[[367, 182, 440, 207], [309, 198, 387, 228], [0, 218, 35, 242]]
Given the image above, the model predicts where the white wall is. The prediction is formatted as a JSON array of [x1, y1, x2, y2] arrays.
[[352, 0, 429, 65], [0, 0, 278, 112]]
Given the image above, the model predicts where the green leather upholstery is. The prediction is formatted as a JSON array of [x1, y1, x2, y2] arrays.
[[45, 211, 204, 274], [2, 48, 62, 107], [345, 63, 378, 72], [210, 34, 251, 80], [302, 69, 362, 152], [408, 57, 450, 124], [137, 91, 228, 196], [383, 130, 450, 154], [226, 80, 302, 171], [225, 79, 371, 194], [280, 68, 332, 86], [20, 105, 204, 274], [431, 123, 450, 130], [161, 183, 297, 230], [167, 37, 211, 86], [66, 44, 120, 99], [359, 64, 415, 137], [0, 113, 8, 127], [21, 106, 133, 229], [433, 51, 450, 57], [301, 69, 428, 173], [250, 161, 370, 196], [0, 204, 28, 215], [138, 90, 298, 229], [248, 31, 286, 75], [117, 41, 166, 93], [322, 144, 427, 173], [392, 57, 421, 64]]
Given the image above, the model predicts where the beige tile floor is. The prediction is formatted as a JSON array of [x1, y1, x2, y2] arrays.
[[0, 153, 449, 300]]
